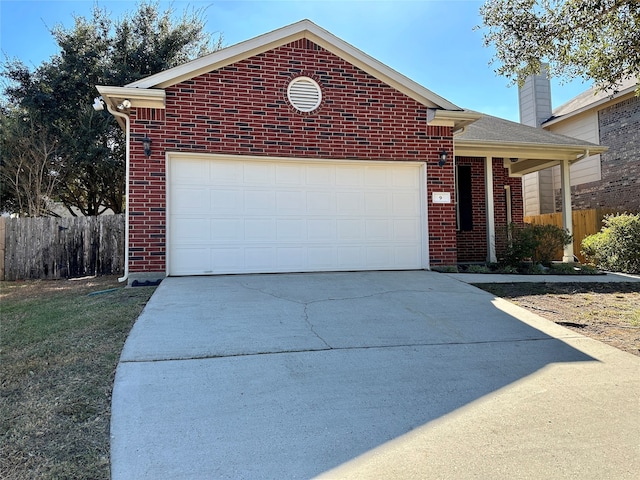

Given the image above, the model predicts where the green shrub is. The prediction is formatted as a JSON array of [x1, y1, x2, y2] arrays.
[[501, 223, 572, 267], [581, 213, 640, 273], [466, 265, 491, 273]]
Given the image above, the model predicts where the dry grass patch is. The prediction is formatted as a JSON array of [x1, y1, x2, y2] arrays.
[[1, 276, 156, 479], [475, 282, 640, 356]]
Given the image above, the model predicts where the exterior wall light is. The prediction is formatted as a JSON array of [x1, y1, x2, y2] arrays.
[[438, 149, 448, 167], [142, 137, 152, 157]]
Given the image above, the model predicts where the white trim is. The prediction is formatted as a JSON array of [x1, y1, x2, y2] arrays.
[[165, 152, 429, 274], [420, 163, 429, 270], [126, 19, 461, 112], [560, 160, 574, 262], [485, 157, 497, 263]]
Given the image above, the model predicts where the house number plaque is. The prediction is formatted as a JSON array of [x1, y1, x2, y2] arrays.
[[432, 192, 451, 204]]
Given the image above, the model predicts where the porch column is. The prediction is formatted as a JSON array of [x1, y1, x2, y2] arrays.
[[485, 156, 497, 263], [560, 159, 574, 262]]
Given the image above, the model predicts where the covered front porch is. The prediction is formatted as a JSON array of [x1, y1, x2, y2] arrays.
[[453, 114, 607, 264]]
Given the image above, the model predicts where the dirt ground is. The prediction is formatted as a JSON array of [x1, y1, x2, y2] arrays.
[[475, 282, 640, 357]]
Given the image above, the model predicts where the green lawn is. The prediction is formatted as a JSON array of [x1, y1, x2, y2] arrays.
[[0, 276, 156, 479]]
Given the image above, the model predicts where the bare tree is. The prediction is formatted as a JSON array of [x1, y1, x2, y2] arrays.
[[0, 110, 62, 216]]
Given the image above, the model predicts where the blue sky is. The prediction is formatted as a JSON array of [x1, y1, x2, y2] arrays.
[[1, 0, 590, 121]]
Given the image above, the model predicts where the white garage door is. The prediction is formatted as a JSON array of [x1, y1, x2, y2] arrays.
[[168, 153, 427, 275]]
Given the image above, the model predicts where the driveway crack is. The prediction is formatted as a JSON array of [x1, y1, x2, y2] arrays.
[[303, 303, 332, 349]]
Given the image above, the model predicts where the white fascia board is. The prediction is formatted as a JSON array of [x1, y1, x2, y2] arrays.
[[96, 85, 166, 109], [126, 19, 460, 111], [427, 109, 482, 129], [455, 139, 607, 162]]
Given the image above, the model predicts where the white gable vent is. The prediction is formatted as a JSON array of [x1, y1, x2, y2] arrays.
[[287, 76, 322, 112]]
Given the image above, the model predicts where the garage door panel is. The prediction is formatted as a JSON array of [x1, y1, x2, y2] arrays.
[[276, 164, 304, 184], [393, 218, 421, 240], [365, 246, 392, 267], [172, 218, 210, 242], [244, 190, 276, 212], [276, 191, 306, 213], [211, 190, 243, 214], [307, 219, 335, 240], [337, 219, 364, 240], [172, 247, 211, 275], [335, 166, 364, 186], [276, 247, 306, 268], [210, 160, 243, 184], [244, 219, 275, 241], [308, 247, 337, 268], [169, 156, 425, 275], [276, 219, 305, 241], [245, 248, 276, 269], [244, 162, 275, 184], [171, 158, 208, 181], [393, 168, 419, 187], [392, 192, 420, 215], [211, 219, 242, 241], [364, 166, 389, 186], [336, 192, 363, 214], [306, 165, 333, 185], [211, 248, 244, 271], [365, 219, 391, 240], [365, 192, 391, 215], [173, 188, 209, 214]]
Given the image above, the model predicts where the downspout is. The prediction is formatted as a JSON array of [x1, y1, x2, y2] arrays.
[[106, 104, 131, 283]]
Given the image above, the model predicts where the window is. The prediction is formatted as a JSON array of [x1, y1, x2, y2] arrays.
[[287, 76, 322, 112], [457, 165, 473, 231]]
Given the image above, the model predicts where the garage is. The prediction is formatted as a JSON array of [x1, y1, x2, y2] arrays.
[[167, 153, 427, 275]]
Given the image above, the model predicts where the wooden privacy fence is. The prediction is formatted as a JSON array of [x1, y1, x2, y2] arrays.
[[0, 214, 125, 281], [523, 208, 621, 263]]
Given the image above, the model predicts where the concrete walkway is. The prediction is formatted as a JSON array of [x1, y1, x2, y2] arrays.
[[111, 271, 639, 479]]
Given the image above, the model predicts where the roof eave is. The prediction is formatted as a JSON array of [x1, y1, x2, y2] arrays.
[[125, 19, 460, 111], [542, 85, 636, 127], [455, 139, 607, 176], [428, 109, 482, 130]]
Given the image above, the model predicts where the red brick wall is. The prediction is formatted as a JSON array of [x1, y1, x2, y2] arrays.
[[455, 157, 524, 263], [127, 39, 457, 272], [456, 157, 487, 262], [493, 159, 524, 259]]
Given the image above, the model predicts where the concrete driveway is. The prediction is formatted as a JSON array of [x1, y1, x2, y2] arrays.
[[111, 271, 639, 479]]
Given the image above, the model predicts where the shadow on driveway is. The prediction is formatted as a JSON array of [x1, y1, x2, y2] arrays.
[[111, 272, 638, 479]]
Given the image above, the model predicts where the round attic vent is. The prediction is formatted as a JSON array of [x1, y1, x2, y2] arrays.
[[287, 76, 322, 112]]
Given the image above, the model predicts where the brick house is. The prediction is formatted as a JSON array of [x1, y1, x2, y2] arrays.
[[520, 74, 638, 215], [96, 20, 604, 282]]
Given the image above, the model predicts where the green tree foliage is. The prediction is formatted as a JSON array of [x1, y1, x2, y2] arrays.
[[478, 0, 640, 92], [1, 1, 222, 216], [582, 213, 640, 273]]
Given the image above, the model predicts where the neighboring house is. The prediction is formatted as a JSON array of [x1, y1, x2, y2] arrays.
[[520, 74, 639, 215], [96, 20, 604, 283]]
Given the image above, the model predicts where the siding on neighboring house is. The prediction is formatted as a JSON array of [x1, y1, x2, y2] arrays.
[[553, 94, 640, 211], [521, 79, 639, 215], [127, 39, 457, 272]]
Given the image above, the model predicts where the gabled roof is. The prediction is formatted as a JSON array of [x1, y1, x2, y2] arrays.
[[98, 20, 481, 130], [128, 20, 458, 109], [455, 114, 607, 176], [543, 76, 638, 127]]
